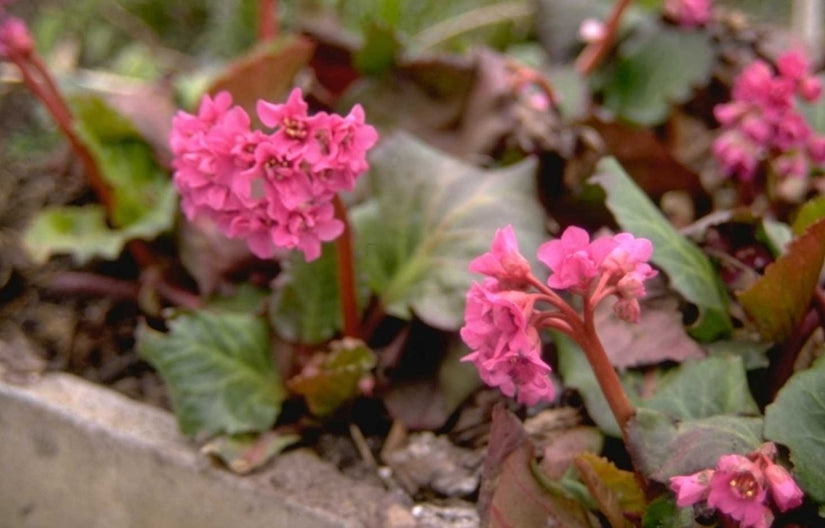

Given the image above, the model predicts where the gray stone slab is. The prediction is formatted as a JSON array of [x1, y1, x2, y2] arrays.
[[0, 373, 390, 528]]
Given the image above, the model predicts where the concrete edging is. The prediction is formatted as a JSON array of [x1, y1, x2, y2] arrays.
[[0, 372, 391, 528]]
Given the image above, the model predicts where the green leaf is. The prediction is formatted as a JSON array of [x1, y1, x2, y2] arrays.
[[70, 95, 176, 231], [557, 333, 758, 437], [592, 157, 732, 341], [764, 354, 825, 505], [627, 409, 763, 482], [269, 245, 343, 344], [642, 495, 696, 528], [641, 356, 760, 420], [137, 310, 285, 437], [352, 132, 546, 329], [599, 26, 714, 126], [737, 218, 825, 342], [23, 205, 129, 265], [23, 96, 177, 264], [354, 20, 400, 75], [573, 452, 646, 528], [792, 195, 825, 235], [201, 430, 299, 474], [287, 338, 376, 416]]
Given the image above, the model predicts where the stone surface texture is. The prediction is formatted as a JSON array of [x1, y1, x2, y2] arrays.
[[0, 373, 390, 528]]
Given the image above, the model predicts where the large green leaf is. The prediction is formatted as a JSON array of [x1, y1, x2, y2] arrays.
[[557, 334, 757, 437], [592, 157, 732, 341], [627, 409, 763, 483], [641, 356, 759, 420], [351, 132, 546, 329], [737, 218, 825, 342], [137, 310, 285, 437], [269, 245, 343, 344], [23, 95, 176, 264], [574, 452, 645, 528], [599, 26, 714, 126], [764, 355, 825, 505]]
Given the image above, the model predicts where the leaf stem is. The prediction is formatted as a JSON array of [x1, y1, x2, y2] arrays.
[[332, 195, 361, 338], [575, 0, 634, 75]]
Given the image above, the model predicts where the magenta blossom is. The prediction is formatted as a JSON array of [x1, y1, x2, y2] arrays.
[[469, 225, 532, 289], [538, 226, 614, 291], [669, 443, 804, 528], [0, 15, 32, 58], [664, 0, 712, 27], [170, 88, 377, 261], [713, 49, 825, 183]]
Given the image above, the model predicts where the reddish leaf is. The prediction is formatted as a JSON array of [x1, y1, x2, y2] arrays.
[[737, 217, 825, 342], [478, 405, 593, 528], [573, 452, 646, 528], [596, 293, 705, 368], [208, 35, 315, 117]]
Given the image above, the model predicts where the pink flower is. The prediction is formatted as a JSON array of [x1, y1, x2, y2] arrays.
[[469, 225, 533, 289], [707, 455, 773, 528], [460, 281, 555, 405], [664, 0, 712, 28], [538, 226, 613, 290], [171, 89, 377, 262], [763, 463, 804, 512], [0, 16, 32, 58], [671, 469, 713, 507], [669, 444, 804, 527], [578, 18, 606, 43]]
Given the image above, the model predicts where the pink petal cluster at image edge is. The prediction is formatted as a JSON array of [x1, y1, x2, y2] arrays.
[[461, 226, 554, 406], [713, 50, 825, 182], [664, 0, 712, 27], [670, 444, 804, 528], [170, 88, 378, 261]]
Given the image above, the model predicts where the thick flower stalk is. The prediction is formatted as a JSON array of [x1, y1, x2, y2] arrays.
[[170, 89, 378, 262], [713, 50, 825, 184], [460, 225, 656, 434], [670, 443, 804, 528]]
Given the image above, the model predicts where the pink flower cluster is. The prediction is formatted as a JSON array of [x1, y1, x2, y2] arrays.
[[538, 226, 657, 323], [0, 1, 32, 59], [663, 0, 712, 28], [460, 225, 656, 406], [670, 443, 804, 528], [170, 88, 378, 261], [713, 50, 825, 182]]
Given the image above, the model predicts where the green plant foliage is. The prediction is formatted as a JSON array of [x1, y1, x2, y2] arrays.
[[592, 157, 732, 341], [641, 495, 696, 528], [269, 245, 344, 344], [22, 96, 177, 264], [573, 452, 646, 528], [641, 356, 760, 420], [354, 20, 401, 74], [764, 355, 825, 505], [599, 26, 714, 126], [138, 310, 285, 437], [557, 334, 758, 437], [351, 132, 546, 330], [737, 218, 825, 342], [792, 195, 825, 235], [23, 206, 129, 265], [287, 338, 376, 416], [627, 409, 763, 483]]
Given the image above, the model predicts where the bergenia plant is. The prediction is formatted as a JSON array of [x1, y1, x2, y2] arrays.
[[461, 225, 656, 434]]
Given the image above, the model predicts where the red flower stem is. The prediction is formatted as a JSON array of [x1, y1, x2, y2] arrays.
[[527, 276, 587, 328], [257, 0, 278, 42], [332, 195, 361, 338], [578, 314, 636, 441], [580, 291, 636, 442], [10, 54, 116, 214], [575, 0, 634, 75]]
